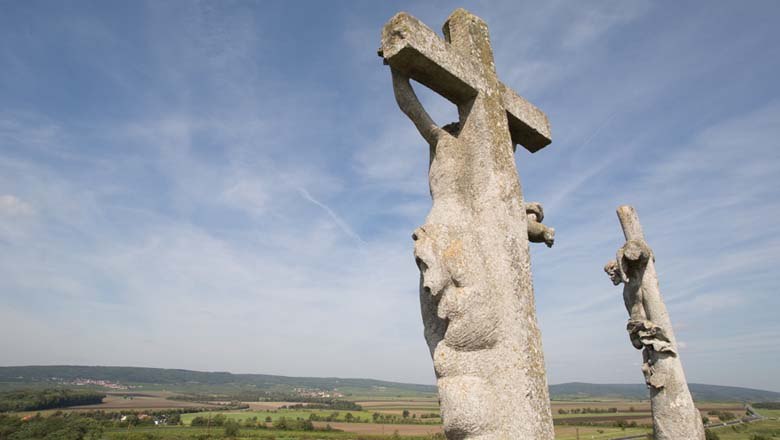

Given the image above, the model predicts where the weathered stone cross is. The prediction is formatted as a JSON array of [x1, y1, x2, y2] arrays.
[[379, 9, 551, 153], [605, 206, 705, 440], [379, 9, 555, 440]]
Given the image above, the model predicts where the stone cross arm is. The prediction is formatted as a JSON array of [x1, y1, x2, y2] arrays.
[[379, 11, 552, 153]]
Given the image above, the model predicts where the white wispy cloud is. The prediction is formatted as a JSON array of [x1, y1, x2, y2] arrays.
[[0, 194, 34, 216], [297, 187, 365, 244]]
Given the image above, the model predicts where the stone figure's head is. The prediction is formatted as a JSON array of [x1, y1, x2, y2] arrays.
[[413, 224, 499, 352], [442, 121, 461, 136], [604, 260, 623, 286], [620, 239, 653, 264], [614, 239, 654, 284], [413, 226, 457, 297]]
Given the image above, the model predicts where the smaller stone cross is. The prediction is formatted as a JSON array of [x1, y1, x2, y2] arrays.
[[604, 206, 705, 440]]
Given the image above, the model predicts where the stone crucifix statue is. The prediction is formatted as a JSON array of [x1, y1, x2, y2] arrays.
[[379, 9, 555, 439], [604, 206, 705, 440]]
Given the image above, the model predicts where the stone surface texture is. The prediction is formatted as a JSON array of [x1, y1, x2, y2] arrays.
[[604, 206, 705, 440], [380, 9, 555, 440]]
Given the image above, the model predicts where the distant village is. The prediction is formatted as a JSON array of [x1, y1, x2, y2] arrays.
[[53, 377, 134, 390], [293, 387, 344, 398], [54, 377, 342, 397]]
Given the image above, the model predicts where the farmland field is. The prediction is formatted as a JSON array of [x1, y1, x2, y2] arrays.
[[175, 404, 655, 438], [101, 424, 654, 439], [4, 387, 771, 440], [172, 399, 751, 433]]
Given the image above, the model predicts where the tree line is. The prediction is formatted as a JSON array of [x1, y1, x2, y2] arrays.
[[557, 407, 622, 414], [281, 400, 362, 411], [0, 389, 105, 412], [0, 408, 209, 439]]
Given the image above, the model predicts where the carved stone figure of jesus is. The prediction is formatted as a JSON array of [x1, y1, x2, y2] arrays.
[[392, 66, 555, 440], [381, 9, 557, 438], [604, 206, 704, 440]]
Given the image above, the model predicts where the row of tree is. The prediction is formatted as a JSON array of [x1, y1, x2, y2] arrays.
[[0, 413, 103, 440], [707, 410, 738, 421], [0, 389, 105, 412], [281, 399, 363, 411], [190, 414, 334, 433]]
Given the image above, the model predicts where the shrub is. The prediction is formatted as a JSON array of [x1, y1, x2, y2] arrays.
[[224, 419, 240, 437]]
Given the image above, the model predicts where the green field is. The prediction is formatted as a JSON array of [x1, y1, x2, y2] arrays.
[[755, 408, 780, 419], [710, 419, 780, 439]]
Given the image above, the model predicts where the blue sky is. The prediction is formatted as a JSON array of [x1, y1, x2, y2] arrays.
[[1, 0, 778, 391]]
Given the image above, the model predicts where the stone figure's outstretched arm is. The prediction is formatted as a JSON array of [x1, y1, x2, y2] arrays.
[[391, 68, 442, 145], [526, 202, 555, 248]]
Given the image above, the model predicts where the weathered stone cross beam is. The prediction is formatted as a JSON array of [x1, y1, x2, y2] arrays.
[[379, 10, 551, 152], [379, 8, 556, 440]]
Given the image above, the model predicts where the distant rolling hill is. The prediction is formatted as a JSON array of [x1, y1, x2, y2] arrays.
[[1, 366, 778, 402], [550, 382, 780, 402], [0, 365, 437, 396]]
